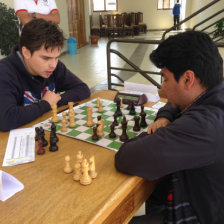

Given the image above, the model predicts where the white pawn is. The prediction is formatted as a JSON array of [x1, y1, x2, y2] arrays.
[[73, 162, 81, 181], [80, 159, 92, 185], [64, 155, 73, 174], [89, 156, 97, 179], [96, 97, 101, 108], [76, 151, 83, 163]]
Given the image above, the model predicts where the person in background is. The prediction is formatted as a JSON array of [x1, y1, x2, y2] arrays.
[[115, 31, 224, 224], [0, 19, 90, 131], [14, 0, 60, 32], [172, 0, 181, 30]]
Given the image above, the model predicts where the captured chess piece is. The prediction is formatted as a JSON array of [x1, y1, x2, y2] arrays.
[[37, 138, 45, 155], [49, 135, 58, 152], [109, 123, 116, 138], [80, 159, 92, 185], [35, 127, 40, 141], [129, 101, 136, 115], [76, 151, 84, 163], [73, 162, 81, 181], [64, 155, 73, 174], [51, 123, 59, 142], [133, 116, 141, 131], [39, 127, 48, 147], [89, 156, 97, 179]]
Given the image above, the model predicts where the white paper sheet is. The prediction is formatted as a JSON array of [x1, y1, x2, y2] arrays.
[[0, 170, 24, 201], [124, 82, 160, 102], [2, 128, 35, 167]]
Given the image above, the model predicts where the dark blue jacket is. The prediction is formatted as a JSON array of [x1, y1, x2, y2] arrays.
[[115, 81, 224, 224], [172, 3, 181, 15], [0, 47, 90, 131]]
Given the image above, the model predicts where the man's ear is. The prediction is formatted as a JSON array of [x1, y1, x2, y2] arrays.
[[182, 70, 195, 89], [21, 46, 31, 59]]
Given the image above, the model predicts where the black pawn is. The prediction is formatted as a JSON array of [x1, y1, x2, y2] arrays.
[[51, 123, 58, 142], [39, 127, 48, 147], [92, 126, 99, 140], [133, 116, 141, 131], [49, 136, 58, 152], [115, 98, 122, 117], [140, 112, 147, 127], [109, 124, 116, 138], [120, 116, 129, 142], [129, 101, 136, 115], [112, 113, 119, 126]]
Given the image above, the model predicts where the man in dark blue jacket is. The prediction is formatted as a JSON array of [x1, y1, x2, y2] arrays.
[[115, 31, 224, 224], [0, 19, 90, 131], [172, 0, 181, 30]]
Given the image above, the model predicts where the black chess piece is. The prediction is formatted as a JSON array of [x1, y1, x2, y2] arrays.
[[92, 126, 99, 140], [97, 115, 101, 121], [140, 112, 147, 127], [51, 123, 59, 142], [133, 116, 141, 131], [37, 139, 45, 155], [129, 101, 136, 115], [121, 116, 127, 129], [49, 136, 58, 152], [39, 127, 48, 147], [120, 116, 129, 142], [109, 124, 116, 138], [35, 127, 40, 141], [115, 98, 122, 117], [112, 113, 119, 126], [127, 100, 132, 110]]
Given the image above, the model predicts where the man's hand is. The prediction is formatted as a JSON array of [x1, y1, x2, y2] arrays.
[[147, 118, 170, 135], [42, 91, 61, 106]]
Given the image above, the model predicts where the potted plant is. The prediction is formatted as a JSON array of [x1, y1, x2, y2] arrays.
[[213, 19, 224, 39], [90, 35, 100, 45], [0, 3, 19, 56]]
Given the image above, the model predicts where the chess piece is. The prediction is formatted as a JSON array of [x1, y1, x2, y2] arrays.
[[86, 107, 94, 127], [69, 114, 76, 128], [92, 126, 99, 140], [109, 124, 116, 138], [127, 100, 132, 110], [62, 112, 68, 124], [112, 113, 119, 126], [97, 119, 104, 137], [133, 116, 141, 131], [80, 159, 92, 185], [129, 101, 136, 115], [60, 119, 68, 132], [76, 151, 83, 163], [51, 123, 59, 142], [73, 162, 81, 181], [51, 103, 59, 123], [35, 127, 40, 141], [98, 101, 103, 112], [49, 135, 58, 152], [64, 155, 73, 173], [120, 116, 129, 142], [140, 109, 147, 127], [120, 97, 124, 108], [39, 127, 48, 147], [37, 139, 45, 155], [115, 98, 122, 116], [96, 97, 101, 108], [89, 156, 97, 179]]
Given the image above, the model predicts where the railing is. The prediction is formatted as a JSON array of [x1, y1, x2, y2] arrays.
[[107, 0, 223, 90]]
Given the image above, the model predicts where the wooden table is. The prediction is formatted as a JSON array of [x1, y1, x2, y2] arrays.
[[0, 90, 160, 224]]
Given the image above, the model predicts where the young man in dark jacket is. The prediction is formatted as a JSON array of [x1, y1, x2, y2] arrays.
[[115, 31, 224, 224], [0, 19, 90, 131]]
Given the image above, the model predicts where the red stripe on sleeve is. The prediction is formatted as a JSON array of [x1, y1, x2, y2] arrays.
[[15, 9, 28, 14], [50, 9, 59, 13]]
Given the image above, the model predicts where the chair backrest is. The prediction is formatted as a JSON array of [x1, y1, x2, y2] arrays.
[[137, 12, 143, 23], [107, 14, 114, 27], [130, 12, 138, 25]]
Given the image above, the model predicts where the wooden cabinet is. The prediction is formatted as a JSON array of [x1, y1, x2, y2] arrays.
[[67, 0, 86, 48]]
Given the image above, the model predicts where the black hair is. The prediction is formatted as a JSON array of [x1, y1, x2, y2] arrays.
[[19, 19, 64, 55], [150, 31, 223, 89]]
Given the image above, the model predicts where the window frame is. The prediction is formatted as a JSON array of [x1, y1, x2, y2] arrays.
[[92, 0, 118, 12], [157, 0, 181, 10]]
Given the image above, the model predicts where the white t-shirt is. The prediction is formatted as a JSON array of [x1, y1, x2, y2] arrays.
[[14, 0, 58, 15]]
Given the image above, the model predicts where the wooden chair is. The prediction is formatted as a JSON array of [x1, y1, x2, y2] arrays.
[[130, 12, 140, 35], [99, 14, 106, 37], [105, 14, 114, 37], [122, 12, 133, 36], [137, 12, 147, 33], [90, 15, 100, 36], [113, 14, 124, 37]]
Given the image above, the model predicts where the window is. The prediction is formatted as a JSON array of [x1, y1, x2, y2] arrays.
[[158, 0, 178, 10], [93, 0, 117, 12]]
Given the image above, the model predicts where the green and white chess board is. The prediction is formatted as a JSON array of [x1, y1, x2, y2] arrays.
[[37, 99, 158, 152]]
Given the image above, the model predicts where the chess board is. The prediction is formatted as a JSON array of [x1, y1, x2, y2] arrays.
[[36, 99, 158, 152]]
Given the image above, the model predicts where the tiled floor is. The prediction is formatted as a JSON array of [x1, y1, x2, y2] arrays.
[[59, 31, 224, 218]]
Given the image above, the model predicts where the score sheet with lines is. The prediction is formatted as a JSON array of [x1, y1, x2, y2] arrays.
[[2, 128, 35, 167]]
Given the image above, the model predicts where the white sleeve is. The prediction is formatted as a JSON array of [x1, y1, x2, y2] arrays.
[[48, 0, 58, 11], [14, 0, 27, 13]]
